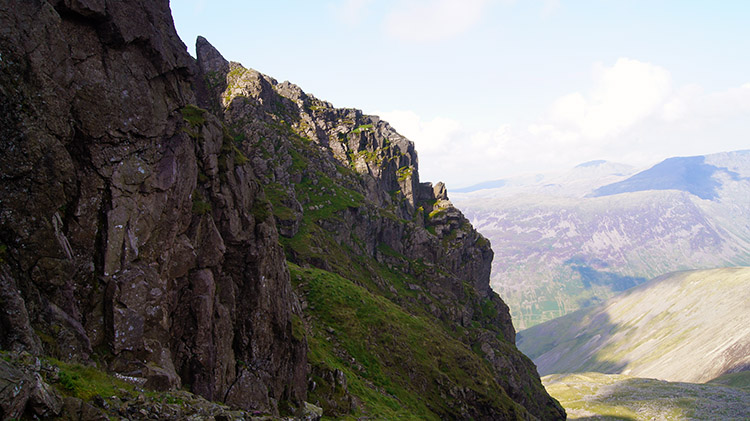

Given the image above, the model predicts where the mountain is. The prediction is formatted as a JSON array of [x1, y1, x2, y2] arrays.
[[0, 1, 562, 419], [591, 155, 746, 200], [453, 159, 638, 197], [452, 179, 508, 193], [517, 267, 750, 382], [454, 152, 750, 329]]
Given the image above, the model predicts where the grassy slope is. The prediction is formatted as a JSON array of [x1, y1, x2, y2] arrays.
[[273, 157, 538, 418], [276, 164, 544, 418], [0, 352, 253, 418], [517, 267, 750, 383], [213, 62, 563, 419], [543, 372, 750, 420], [291, 264, 528, 420], [709, 371, 750, 391]]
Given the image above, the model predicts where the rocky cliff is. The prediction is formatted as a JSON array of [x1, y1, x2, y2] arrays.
[[0, 1, 562, 419]]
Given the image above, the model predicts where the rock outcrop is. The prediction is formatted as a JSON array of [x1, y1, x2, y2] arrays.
[[194, 41, 562, 419], [0, 0, 304, 415], [0, 0, 563, 419]]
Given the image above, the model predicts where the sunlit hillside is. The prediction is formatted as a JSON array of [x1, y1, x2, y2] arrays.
[[518, 267, 750, 382]]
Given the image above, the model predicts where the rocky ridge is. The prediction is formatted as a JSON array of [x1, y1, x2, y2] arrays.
[[193, 37, 562, 419], [0, 1, 562, 419]]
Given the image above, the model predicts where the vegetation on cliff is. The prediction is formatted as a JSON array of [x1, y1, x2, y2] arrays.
[[0, 1, 562, 419], [193, 36, 563, 419]]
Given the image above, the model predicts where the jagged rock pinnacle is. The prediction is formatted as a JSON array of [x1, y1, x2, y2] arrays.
[[196, 35, 229, 76]]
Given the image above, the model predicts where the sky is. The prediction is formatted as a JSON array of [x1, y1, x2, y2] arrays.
[[170, 0, 750, 189]]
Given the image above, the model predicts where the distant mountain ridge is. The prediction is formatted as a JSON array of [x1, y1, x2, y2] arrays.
[[453, 160, 638, 197], [576, 159, 608, 168], [454, 150, 750, 329], [591, 154, 748, 200], [452, 179, 507, 193]]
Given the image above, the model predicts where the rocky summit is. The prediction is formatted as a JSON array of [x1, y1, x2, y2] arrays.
[[0, 1, 563, 419]]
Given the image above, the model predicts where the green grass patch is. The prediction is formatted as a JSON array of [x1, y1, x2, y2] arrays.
[[295, 173, 364, 222], [291, 264, 521, 420], [191, 190, 212, 215], [50, 358, 135, 401], [709, 371, 750, 391], [475, 235, 490, 248], [252, 198, 271, 223], [396, 166, 413, 182], [180, 104, 207, 127], [264, 183, 297, 221], [376, 242, 404, 260], [348, 149, 382, 168], [351, 124, 373, 134], [427, 208, 445, 219], [234, 146, 249, 165]]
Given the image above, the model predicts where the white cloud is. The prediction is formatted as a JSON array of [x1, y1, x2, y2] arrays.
[[331, 0, 373, 24], [377, 110, 530, 187], [702, 83, 750, 118], [376, 60, 750, 189], [384, 0, 491, 42], [376, 110, 462, 153], [548, 58, 672, 139], [660, 84, 702, 123]]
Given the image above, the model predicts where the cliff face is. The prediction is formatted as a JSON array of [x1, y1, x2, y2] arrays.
[[0, 1, 562, 419], [0, 0, 305, 414], [193, 41, 562, 419]]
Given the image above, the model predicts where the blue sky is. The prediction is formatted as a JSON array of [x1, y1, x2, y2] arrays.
[[170, 1, 750, 189]]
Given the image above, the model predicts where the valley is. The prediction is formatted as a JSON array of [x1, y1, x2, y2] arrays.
[[2, 1, 748, 420], [518, 267, 750, 419], [517, 267, 750, 382], [457, 154, 750, 419], [454, 152, 750, 329], [543, 372, 750, 420]]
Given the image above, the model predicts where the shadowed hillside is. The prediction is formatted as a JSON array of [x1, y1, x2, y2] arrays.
[[518, 267, 750, 383], [591, 155, 746, 200]]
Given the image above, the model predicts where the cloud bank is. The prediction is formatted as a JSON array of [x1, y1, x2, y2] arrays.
[[379, 58, 750, 189]]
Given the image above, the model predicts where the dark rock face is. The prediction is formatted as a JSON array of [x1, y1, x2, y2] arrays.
[[194, 43, 563, 419], [0, 0, 562, 419], [0, 0, 305, 414], [0, 358, 34, 419]]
